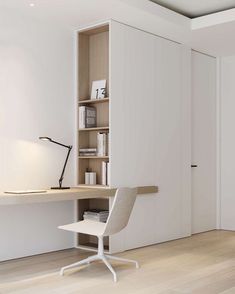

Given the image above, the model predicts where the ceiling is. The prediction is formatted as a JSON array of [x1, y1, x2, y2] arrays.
[[150, 0, 235, 18], [1, 0, 235, 56]]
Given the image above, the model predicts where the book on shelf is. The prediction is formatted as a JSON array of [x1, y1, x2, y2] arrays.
[[107, 162, 110, 186], [79, 106, 96, 128], [84, 209, 109, 215], [91, 80, 107, 100], [83, 209, 109, 222], [85, 172, 96, 185], [83, 215, 108, 222], [79, 148, 97, 157], [97, 132, 108, 156], [80, 148, 97, 152], [102, 161, 107, 185], [102, 161, 110, 186]]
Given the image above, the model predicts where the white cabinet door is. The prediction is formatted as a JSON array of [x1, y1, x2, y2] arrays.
[[110, 20, 191, 252], [191, 51, 217, 234]]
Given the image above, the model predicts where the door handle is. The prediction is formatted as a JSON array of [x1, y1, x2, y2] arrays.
[[191, 165, 198, 168]]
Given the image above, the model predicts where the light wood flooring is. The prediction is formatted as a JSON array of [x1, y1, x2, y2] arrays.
[[0, 230, 234, 294]]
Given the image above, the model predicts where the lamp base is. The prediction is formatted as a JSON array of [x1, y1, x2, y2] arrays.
[[51, 187, 70, 190]]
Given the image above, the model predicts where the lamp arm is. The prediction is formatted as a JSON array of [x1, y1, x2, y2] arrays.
[[50, 139, 71, 149], [58, 146, 72, 188]]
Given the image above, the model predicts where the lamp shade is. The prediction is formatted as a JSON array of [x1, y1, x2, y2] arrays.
[[39, 136, 52, 141]]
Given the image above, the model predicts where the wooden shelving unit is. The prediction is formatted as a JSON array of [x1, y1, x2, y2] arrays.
[[77, 23, 110, 251], [77, 23, 110, 188]]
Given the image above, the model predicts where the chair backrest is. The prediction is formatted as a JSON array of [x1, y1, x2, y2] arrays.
[[103, 187, 137, 236]]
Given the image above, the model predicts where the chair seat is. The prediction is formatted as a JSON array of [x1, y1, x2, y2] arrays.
[[58, 220, 106, 236]]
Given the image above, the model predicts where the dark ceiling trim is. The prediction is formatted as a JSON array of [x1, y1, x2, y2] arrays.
[[149, 0, 235, 18]]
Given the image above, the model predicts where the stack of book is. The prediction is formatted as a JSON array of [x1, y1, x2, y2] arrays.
[[102, 161, 110, 186], [79, 148, 97, 157], [97, 132, 108, 156], [83, 209, 109, 223], [79, 106, 96, 128], [85, 171, 96, 185]]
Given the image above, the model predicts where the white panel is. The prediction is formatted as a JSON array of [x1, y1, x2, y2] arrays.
[[191, 51, 217, 234], [110, 21, 191, 252], [221, 56, 235, 230], [0, 202, 74, 261]]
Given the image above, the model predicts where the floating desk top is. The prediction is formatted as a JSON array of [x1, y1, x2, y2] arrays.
[[0, 186, 158, 206]]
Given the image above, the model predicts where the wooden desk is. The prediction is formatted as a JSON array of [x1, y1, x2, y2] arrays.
[[0, 186, 158, 255], [0, 186, 158, 206]]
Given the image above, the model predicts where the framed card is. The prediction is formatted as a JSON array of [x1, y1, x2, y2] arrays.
[[91, 80, 106, 100]]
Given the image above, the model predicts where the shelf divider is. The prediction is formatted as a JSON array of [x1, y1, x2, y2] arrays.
[[79, 126, 109, 132], [79, 156, 109, 159], [79, 97, 109, 104]]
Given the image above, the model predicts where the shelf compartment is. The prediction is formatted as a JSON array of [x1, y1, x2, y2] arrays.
[[79, 98, 109, 104], [79, 101, 109, 128], [78, 25, 109, 101], [77, 198, 109, 250], [78, 158, 109, 185]]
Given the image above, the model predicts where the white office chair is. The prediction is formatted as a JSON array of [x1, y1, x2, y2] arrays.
[[58, 187, 138, 282]]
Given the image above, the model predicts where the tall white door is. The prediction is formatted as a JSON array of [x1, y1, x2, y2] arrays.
[[191, 51, 217, 234]]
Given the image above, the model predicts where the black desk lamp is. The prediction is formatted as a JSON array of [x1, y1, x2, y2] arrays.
[[39, 137, 72, 190]]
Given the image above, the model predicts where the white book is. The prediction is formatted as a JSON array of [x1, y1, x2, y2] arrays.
[[79, 106, 96, 128], [79, 106, 85, 128], [97, 133, 109, 156], [84, 210, 109, 215], [79, 153, 96, 156], [89, 172, 96, 185], [97, 133, 103, 156], [103, 133, 107, 156], [107, 162, 110, 186], [102, 161, 107, 186], [107, 133, 109, 156], [85, 172, 90, 185], [83, 215, 108, 222], [79, 148, 97, 152]]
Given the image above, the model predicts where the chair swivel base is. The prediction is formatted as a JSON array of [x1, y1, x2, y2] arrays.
[[60, 253, 139, 282], [60, 237, 139, 282]]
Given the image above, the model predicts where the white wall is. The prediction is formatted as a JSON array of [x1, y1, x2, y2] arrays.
[[0, 8, 75, 260], [220, 56, 235, 230]]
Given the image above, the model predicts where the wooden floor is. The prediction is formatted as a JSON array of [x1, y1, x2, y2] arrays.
[[0, 230, 235, 294]]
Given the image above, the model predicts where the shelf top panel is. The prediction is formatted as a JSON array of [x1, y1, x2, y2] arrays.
[[79, 24, 109, 36]]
